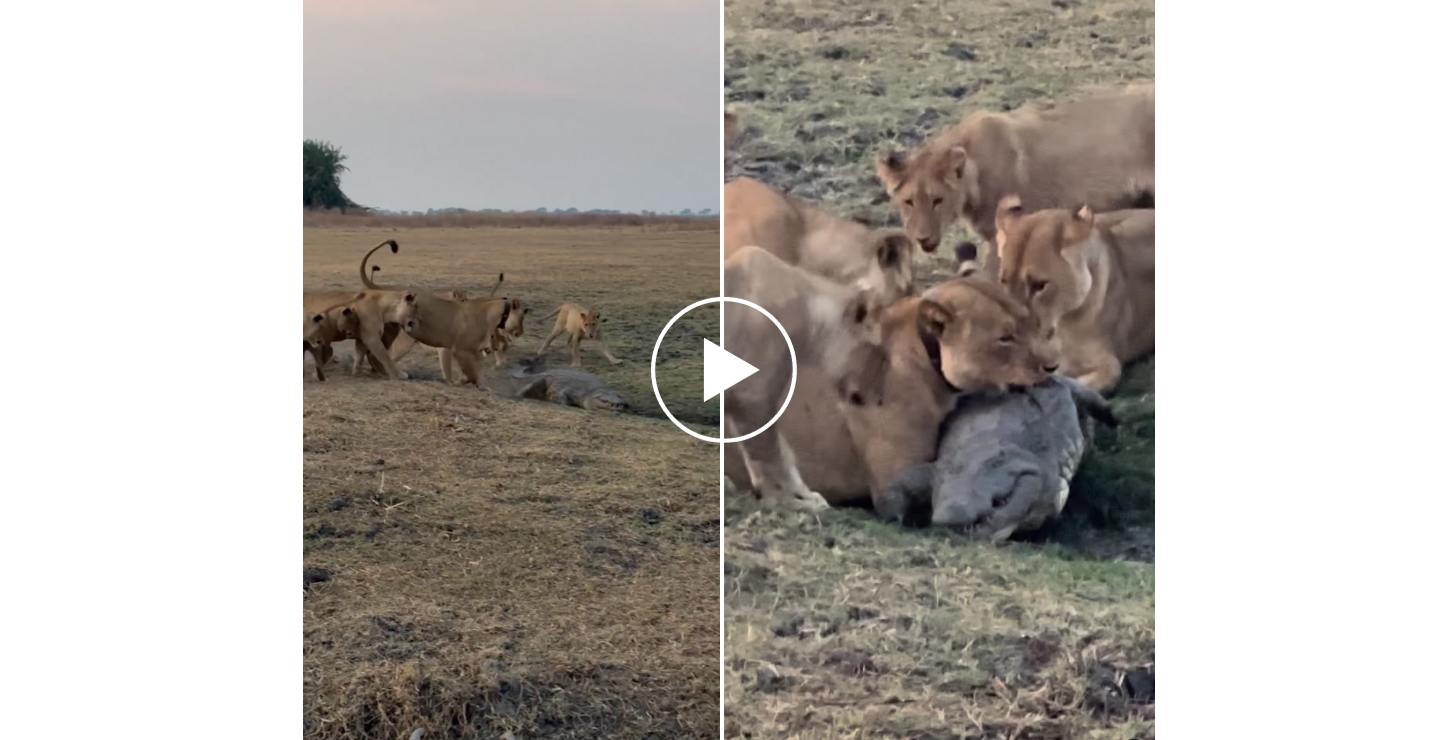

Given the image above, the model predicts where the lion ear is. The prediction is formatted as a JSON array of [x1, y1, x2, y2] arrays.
[[957, 261, 982, 278], [405, 293, 417, 303], [312, 314, 325, 323], [916, 299, 952, 336], [1073, 204, 1094, 224], [876, 233, 909, 268], [947, 146, 968, 178], [875, 151, 907, 191], [342, 307, 354, 316]]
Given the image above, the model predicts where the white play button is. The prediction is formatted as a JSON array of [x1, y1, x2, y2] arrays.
[[651, 296, 796, 444], [703, 337, 758, 402]]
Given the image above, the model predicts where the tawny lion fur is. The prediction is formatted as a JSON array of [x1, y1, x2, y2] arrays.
[[302, 242, 420, 381], [723, 273, 1059, 520], [722, 245, 891, 512], [534, 303, 622, 367], [875, 82, 1154, 266], [725, 176, 917, 307], [303, 303, 361, 381], [994, 197, 1154, 394]]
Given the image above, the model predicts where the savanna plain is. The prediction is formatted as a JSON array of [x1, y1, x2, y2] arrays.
[[303, 218, 721, 739], [724, 0, 1155, 737]]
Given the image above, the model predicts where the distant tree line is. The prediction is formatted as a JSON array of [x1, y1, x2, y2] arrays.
[[304, 140, 716, 218]]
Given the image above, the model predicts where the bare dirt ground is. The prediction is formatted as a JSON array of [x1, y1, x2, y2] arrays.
[[723, 0, 1155, 737], [303, 225, 721, 739]]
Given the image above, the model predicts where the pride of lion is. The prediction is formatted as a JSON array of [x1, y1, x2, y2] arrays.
[[723, 81, 1154, 535], [302, 239, 625, 397]]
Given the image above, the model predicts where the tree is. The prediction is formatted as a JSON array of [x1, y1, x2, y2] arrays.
[[304, 139, 363, 212]]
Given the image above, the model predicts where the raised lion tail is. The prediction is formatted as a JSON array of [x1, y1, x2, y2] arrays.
[[359, 239, 399, 289]]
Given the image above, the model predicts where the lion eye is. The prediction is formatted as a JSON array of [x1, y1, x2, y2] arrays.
[[998, 334, 1016, 345], [1045, 327, 1056, 340], [903, 198, 914, 207], [932, 197, 943, 206], [1029, 280, 1048, 295]]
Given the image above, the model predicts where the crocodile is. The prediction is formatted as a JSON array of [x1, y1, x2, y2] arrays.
[[880, 374, 1118, 541], [508, 358, 630, 412]]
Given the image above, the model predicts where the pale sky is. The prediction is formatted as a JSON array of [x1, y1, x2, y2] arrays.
[[304, 0, 720, 213]]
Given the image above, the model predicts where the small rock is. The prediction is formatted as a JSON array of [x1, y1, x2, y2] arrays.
[[303, 568, 330, 590], [365, 523, 383, 539], [771, 613, 804, 638], [755, 665, 786, 692], [942, 43, 977, 61], [640, 508, 663, 525], [328, 496, 350, 511], [371, 458, 385, 466], [1122, 667, 1155, 703], [941, 85, 968, 100]]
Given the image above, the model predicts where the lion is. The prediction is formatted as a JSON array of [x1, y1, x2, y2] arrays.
[[303, 304, 361, 381], [993, 196, 1154, 394], [301, 286, 419, 381], [723, 245, 891, 512], [480, 306, 529, 368], [875, 82, 1154, 268], [723, 273, 1058, 522], [355, 249, 519, 380], [534, 303, 622, 367], [725, 176, 916, 306]]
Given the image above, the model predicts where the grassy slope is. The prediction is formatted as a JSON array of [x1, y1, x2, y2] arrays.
[[724, 0, 1155, 737], [304, 226, 721, 739]]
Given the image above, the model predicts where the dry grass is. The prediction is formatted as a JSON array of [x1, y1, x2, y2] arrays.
[[724, 0, 1155, 737], [304, 208, 719, 232], [304, 226, 720, 739]]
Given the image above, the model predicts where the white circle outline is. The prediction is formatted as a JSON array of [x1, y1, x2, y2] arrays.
[[650, 296, 797, 444]]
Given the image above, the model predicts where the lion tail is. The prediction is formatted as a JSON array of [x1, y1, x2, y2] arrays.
[[487, 273, 505, 298], [540, 306, 562, 322], [359, 239, 399, 289]]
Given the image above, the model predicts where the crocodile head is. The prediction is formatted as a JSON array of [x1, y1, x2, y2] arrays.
[[929, 447, 1066, 542], [586, 390, 630, 412]]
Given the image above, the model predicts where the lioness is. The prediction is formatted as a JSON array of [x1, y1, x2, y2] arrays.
[[303, 304, 361, 381], [994, 196, 1154, 394], [301, 288, 418, 381], [723, 245, 890, 512], [875, 82, 1154, 266], [534, 303, 622, 367], [481, 306, 529, 368], [357, 250, 515, 378], [725, 176, 916, 306], [723, 275, 1058, 522]]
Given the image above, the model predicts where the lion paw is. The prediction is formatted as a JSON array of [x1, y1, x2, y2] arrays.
[[760, 484, 830, 513]]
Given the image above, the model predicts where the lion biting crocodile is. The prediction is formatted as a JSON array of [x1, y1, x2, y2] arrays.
[[508, 359, 630, 412], [879, 374, 1118, 540]]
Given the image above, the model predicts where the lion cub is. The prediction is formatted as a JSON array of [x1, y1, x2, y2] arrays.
[[993, 196, 1154, 394], [534, 303, 622, 367]]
